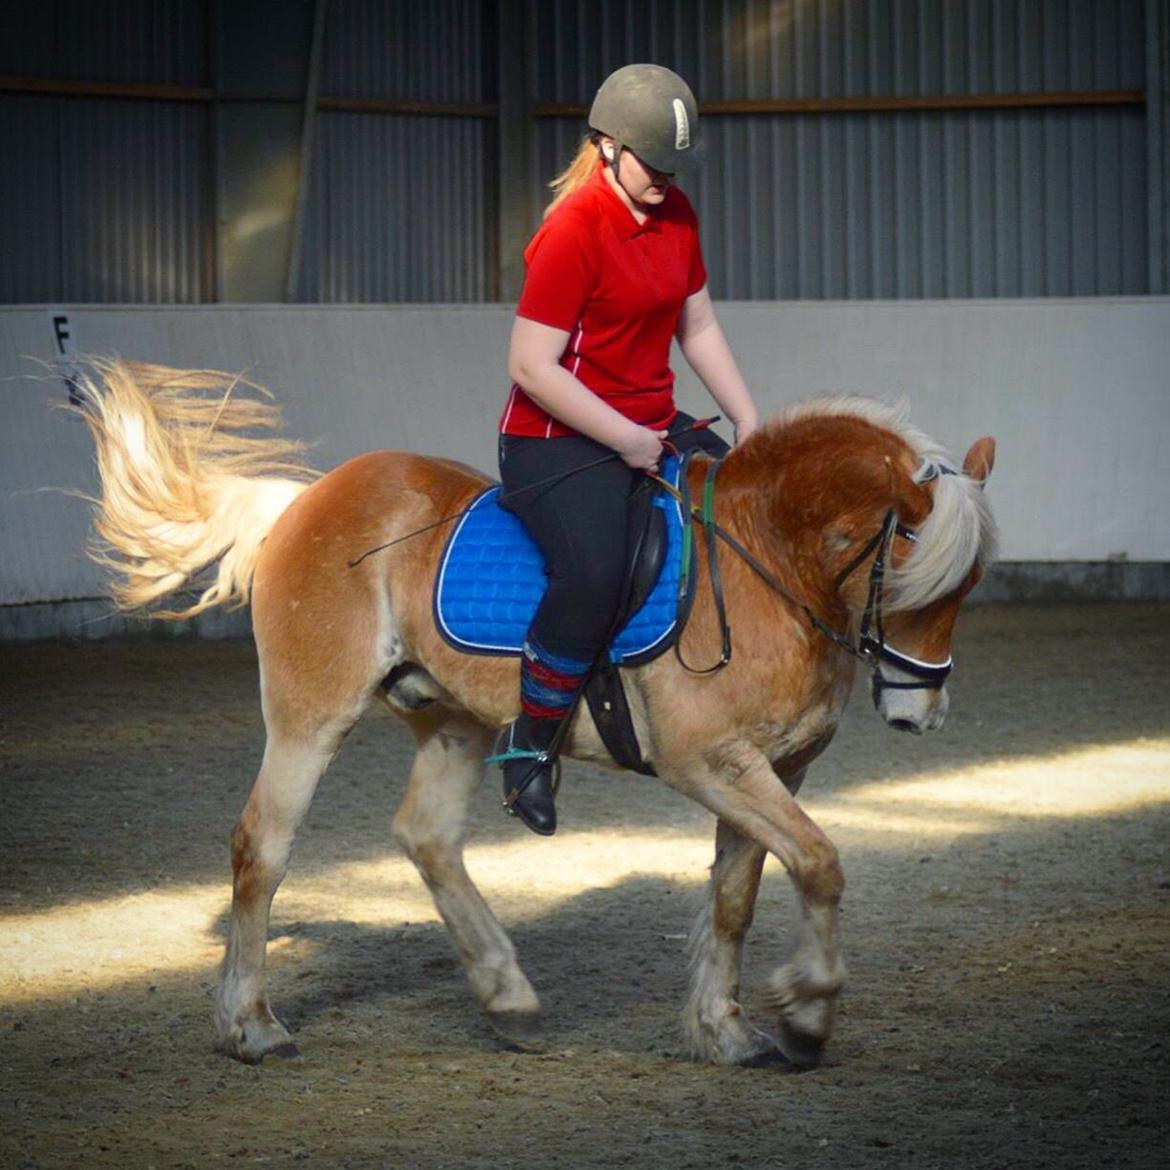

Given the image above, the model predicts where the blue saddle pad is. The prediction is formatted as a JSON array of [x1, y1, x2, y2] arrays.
[[434, 456, 686, 665]]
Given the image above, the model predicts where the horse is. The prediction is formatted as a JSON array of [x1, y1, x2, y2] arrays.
[[73, 358, 996, 1068]]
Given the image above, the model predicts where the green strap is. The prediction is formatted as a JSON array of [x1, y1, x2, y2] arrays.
[[679, 506, 694, 596], [702, 460, 717, 522], [675, 453, 715, 601]]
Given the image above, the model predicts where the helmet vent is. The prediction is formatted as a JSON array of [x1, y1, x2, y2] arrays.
[[672, 98, 690, 151]]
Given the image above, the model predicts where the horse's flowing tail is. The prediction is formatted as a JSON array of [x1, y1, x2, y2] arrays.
[[73, 358, 317, 619]]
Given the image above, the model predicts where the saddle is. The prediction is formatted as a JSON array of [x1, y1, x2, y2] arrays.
[[433, 454, 692, 666], [434, 425, 728, 774]]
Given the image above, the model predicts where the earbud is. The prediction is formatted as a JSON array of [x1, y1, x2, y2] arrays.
[[603, 144, 615, 160]]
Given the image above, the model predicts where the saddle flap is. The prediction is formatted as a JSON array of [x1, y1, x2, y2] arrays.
[[620, 483, 668, 624]]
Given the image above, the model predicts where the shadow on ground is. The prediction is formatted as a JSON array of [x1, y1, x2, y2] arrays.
[[1, 604, 1168, 1169]]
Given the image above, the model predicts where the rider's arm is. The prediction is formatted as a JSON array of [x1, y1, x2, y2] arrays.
[[508, 316, 665, 470], [676, 285, 759, 445]]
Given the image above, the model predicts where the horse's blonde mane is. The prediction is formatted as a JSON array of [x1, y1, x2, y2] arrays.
[[749, 395, 998, 611]]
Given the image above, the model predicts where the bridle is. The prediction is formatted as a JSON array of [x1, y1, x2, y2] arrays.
[[666, 455, 956, 694], [833, 506, 954, 699]]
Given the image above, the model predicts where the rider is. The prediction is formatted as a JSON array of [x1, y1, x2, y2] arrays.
[[494, 63, 760, 835]]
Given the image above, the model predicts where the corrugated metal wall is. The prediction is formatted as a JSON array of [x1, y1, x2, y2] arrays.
[[0, 0, 1156, 304], [0, 0, 210, 303], [530, 0, 1149, 298], [296, 0, 494, 301], [686, 105, 1147, 298], [321, 0, 487, 101], [298, 113, 494, 302], [0, 0, 206, 85]]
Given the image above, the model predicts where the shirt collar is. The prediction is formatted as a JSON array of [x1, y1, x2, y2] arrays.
[[590, 159, 661, 238]]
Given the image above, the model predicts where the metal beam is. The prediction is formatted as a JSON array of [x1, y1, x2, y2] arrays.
[[285, 0, 328, 302], [0, 77, 499, 117], [318, 96, 497, 117], [212, 0, 315, 302], [496, 0, 532, 303], [534, 90, 1146, 118], [0, 76, 215, 102], [1149, 0, 1170, 294]]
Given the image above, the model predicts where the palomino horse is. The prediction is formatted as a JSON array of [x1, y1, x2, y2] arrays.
[[75, 359, 996, 1068]]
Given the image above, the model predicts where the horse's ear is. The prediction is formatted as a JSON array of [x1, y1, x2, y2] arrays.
[[887, 457, 931, 527], [962, 436, 996, 484]]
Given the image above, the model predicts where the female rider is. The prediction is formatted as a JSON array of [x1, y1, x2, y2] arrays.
[[494, 64, 760, 835]]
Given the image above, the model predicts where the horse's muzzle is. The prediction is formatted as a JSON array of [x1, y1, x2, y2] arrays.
[[872, 669, 950, 733], [886, 717, 924, 735]]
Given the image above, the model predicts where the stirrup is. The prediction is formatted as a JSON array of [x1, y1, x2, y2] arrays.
[[491, 752, 563, 812], [486, 733, 562, 812]]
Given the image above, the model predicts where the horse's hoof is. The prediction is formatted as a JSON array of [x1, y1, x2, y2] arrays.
[[766, 967, 838, 1069], [487, 1009, 545, 1054], [225, 1016, 298, 1064], [735, 1037, 791, 1069], [686, 1011, 790, 1068], [775, 1019, 826, 1070]]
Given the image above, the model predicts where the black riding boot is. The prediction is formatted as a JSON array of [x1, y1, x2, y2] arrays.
[[491, 712, 561, 836]]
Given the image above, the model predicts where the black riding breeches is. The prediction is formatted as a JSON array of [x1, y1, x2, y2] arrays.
[[498, 431, 641, 661], [498, 412, 730, 662]]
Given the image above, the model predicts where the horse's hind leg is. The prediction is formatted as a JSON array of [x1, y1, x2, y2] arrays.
[[392, 709, 542, 1044], [216, 727, 344, 1062], [685, 818, 782, 1065]]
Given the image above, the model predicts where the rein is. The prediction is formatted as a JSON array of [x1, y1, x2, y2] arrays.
[[652, 457, 954, 691], [346, 450, 623, 567]]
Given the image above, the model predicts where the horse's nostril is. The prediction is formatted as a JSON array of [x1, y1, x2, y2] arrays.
[[889, 718, 922, 735]]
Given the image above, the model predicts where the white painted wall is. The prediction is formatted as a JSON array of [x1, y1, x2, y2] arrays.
[[2, 300, 1167, 607]]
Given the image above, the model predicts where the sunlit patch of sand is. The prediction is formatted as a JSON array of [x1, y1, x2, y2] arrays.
[[832, 738, 1170, 820], [2, 738, 1166, 1002]]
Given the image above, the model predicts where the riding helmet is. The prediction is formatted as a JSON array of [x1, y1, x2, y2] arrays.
[[588, 63, 703, 174]]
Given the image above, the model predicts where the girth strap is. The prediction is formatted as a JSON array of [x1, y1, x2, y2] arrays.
[[674, 453, 731, 673]]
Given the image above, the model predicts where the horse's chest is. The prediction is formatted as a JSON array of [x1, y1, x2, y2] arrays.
[[755, 689, 848, 766]]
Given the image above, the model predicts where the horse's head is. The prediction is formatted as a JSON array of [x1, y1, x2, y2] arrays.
[[828, 427, 997, 734], [720, 400, 997, 734]]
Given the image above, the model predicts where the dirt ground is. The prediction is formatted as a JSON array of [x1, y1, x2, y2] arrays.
[[1, 603, 1168, 1170]]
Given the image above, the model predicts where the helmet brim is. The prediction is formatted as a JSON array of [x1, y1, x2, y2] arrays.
[[629, 135, 705, 176]]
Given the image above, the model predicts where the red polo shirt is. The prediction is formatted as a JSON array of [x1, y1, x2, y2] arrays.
[[500, 161, 708, 438]]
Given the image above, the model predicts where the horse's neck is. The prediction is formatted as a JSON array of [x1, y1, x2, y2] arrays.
[[714, 452, 833, 610], [716, 427, 894, 615]]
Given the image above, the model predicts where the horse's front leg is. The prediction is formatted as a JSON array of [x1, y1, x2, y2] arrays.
[[685, 818, 778, 1064], [670, 750, 845, 1067]]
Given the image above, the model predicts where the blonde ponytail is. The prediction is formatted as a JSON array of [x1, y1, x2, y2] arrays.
[[544, 135, 602, 218]]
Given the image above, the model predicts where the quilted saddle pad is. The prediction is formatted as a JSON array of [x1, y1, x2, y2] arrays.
[[433, 456, 686, 666]]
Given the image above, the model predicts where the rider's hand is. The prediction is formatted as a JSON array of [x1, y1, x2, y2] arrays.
[[617, 426, 668, 472], [734, 418, 758, 446]]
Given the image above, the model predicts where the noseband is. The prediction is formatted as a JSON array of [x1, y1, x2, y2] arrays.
[[671, 457, 955, 693]]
